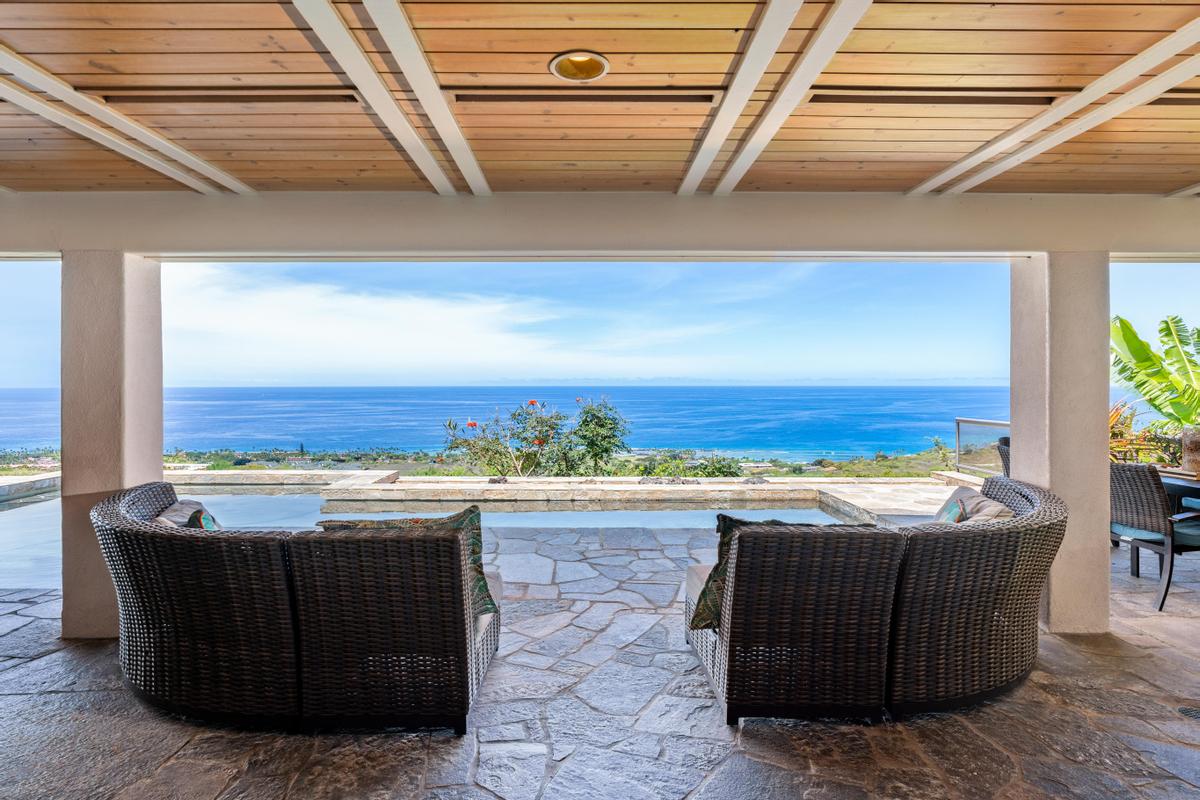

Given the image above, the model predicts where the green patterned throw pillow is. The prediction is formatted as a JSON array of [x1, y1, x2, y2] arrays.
[[317, 506, 497, 616], [688, 514, 743, 631]]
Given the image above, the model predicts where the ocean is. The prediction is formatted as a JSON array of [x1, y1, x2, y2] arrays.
[[0, 385, 1011, 460]]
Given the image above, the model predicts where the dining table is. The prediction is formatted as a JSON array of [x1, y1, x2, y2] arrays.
[[1160, 473, 1200, 513]]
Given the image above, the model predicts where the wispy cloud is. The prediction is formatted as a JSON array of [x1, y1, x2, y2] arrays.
[[162, 264, 710, 385]]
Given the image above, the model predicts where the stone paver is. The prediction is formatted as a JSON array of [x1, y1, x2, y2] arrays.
[[0, 530, 1198, 799]]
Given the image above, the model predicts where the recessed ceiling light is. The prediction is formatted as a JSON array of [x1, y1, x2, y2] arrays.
[[549, 51, 610, 83]]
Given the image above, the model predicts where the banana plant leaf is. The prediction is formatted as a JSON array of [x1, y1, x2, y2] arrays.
[[1111, 316, 1200, 426]]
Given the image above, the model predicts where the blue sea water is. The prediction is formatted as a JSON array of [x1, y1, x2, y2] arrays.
[[0, 385, 1011, 460]]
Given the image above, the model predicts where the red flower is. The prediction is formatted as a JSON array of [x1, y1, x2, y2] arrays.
[[466, 420, 478, 429], [533, 439, 544, 446], [528, 399, 538, 406]]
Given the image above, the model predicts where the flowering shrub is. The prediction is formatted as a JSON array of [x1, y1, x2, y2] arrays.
[[445, 398, 629, 477]]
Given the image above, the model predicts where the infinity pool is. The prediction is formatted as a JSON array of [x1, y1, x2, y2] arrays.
[[0, 493, 842, 588]]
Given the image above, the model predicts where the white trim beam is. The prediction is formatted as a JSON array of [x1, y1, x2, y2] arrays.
[[713, 0, 873, 195], [362, 0, 489, 196], [0, 44, 253, 195], [291, 0, 457, 196], [910, 19, 1200, 196], [946, 53, 1200, 194], [0, 76, 220, 194], [677, 0, 805, 195], [1167, 179, 1200, 198]]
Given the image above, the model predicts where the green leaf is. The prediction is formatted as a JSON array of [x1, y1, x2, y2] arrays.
[[1111, 315, 1200, 426], [1159, 315, 1200, 391]]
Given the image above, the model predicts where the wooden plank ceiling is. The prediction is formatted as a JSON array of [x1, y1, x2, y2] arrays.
[[1, 1, 1199, 194]]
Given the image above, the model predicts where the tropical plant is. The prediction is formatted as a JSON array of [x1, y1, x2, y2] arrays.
[[1111, 315, 1200, 427], [571, 398, 631, 474], [639, 453, 743, 478], [929, 436, 954, 470], [1108, 400, 1182, 465], [444, 397, 629, 477], [444, 400, 569, 477]]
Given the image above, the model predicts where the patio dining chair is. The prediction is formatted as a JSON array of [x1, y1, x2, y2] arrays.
[[1110, 463, 1200, 611], [997, 436, 1011, 477]]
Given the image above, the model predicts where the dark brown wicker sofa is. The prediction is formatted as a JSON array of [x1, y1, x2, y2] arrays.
[[90, 482, 499, 734], [684, 477, 1068, 724]]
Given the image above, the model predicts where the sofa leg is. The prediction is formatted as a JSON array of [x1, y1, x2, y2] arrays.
[[453, 717, 468, 736], [725, 708, 740, 727], [1130, 544, 1140, 578]]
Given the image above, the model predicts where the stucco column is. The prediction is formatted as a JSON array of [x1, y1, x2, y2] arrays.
[[1010, 252, 1110, 633], [60, 251, 163, 638]]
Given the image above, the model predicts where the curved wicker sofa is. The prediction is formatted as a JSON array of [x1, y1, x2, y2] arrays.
[[685, 477, 1068, 723], [91, 482, 499, 734]]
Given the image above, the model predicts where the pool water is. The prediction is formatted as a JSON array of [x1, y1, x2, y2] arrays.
[[0, 493, 842, 589]]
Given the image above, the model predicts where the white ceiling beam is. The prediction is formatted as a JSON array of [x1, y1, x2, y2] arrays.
[[910, 19, 1200, 196], [0, 76, 220, 194], [713, 0, 873, 195], [290, 0, 457, 196], [362, 0, 489, 196], [946, 53, 1200, 194], [0, 44, 253, 195], [677, 0, 805, 195], [1167, 180, 1200, 198]]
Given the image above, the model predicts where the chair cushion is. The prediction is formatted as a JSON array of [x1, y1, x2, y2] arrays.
[[317, 506, 497, 615], [934, 487, 1015, 524], [154, 500, 222, 530], [1111, 522, 1164, 543], [1183, 497, 1200, 511], [1112, 521, 1200, 548]]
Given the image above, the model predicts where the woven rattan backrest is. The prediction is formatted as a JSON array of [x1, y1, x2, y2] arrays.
[[91, 482, 301, 718], [890, 477, 1067, 708], [1110, 463, 1172, 536], [721, 524, 907, 709], [286, 525, 474, 718]]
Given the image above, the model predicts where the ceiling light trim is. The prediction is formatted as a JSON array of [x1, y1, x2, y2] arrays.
[[548, 51, 611, 83]]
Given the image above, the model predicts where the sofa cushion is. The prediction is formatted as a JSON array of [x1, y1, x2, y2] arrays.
[[317, 506, 497, 615], [154, 500, 222, 531], [934, 487, 1015, 524]]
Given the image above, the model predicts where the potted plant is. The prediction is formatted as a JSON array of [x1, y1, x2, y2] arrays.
[[1111, 315, 1200, 472]]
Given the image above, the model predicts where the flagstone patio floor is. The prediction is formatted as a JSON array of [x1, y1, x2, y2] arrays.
[[1, 526, 1198, 800]]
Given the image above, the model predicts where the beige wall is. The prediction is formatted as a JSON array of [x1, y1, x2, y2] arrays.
[[1011, 253, 1112, 633], [1, 192, 1199, 257], [60, 251, 163, 638]]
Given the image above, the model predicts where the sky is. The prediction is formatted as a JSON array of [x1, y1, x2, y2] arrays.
[[0, 259, 1196, 387]]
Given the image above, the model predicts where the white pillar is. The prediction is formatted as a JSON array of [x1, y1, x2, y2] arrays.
[[1010, 252, 1110, 633], [60, 251, 163, 638]]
